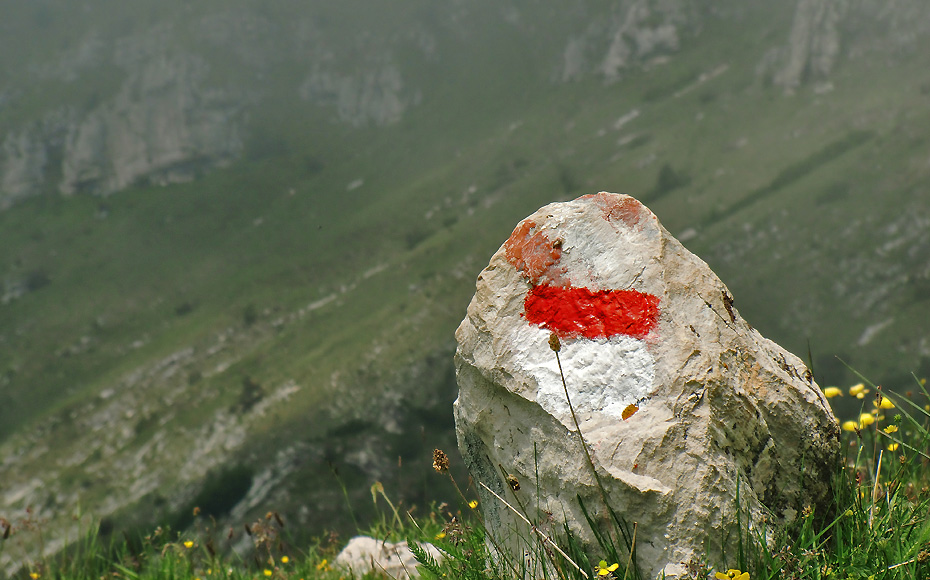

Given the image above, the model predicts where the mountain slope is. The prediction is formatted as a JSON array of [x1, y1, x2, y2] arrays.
[[1, 0, 930, 570]]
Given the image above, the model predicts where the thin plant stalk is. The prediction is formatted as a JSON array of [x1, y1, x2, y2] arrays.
[[551, 335, 611, 510]]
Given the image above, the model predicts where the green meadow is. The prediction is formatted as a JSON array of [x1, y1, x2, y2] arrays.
[[5, 375, 930, 580]]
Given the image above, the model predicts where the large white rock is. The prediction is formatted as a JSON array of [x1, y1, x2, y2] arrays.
[[453, 192, 839, 579]]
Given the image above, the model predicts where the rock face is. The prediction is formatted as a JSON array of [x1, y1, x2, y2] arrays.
[[765, 0, 930, 91], [453, 193, 839, 579], [58, 53, 243, 196], [0, 52, 243, 206], [299, 59, 421, 127], [558, 0, 696, 83], [772, 0, 845, 91]]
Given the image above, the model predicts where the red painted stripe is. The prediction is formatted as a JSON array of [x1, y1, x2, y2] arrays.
[[524, 283, 660, 340]]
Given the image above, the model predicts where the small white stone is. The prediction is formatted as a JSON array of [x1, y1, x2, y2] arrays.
[[334, 536, 443, 580]]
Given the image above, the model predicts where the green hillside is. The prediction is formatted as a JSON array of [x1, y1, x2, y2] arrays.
[[2, 0, 930, 570]]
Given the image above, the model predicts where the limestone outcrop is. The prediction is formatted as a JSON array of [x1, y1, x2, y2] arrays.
[[0, 53, 243, 206], [453, 192, 839, 579], [299, 59, 421, 127], [764, 0, 930, 91], [558, 0, 696, 83], [772, 0, 845, 91], [58, 53, 243, 196]]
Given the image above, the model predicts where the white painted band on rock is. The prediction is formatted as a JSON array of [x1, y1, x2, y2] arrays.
[[510, 324, 655, 424]]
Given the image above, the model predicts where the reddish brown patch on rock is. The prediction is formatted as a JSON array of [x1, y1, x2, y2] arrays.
[[583, 192, 645, 228], [505, 219, 563, 283], [523, 283, 660, 340]]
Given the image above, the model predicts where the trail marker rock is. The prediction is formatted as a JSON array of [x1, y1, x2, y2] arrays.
[[453, 192, 839, 579]]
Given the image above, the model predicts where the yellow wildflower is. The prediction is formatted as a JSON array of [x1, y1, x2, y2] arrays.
[[316, 559, 331, 571], [435, 532, 447, 540], [30, 574, 39, 580], [263, 570, 273, 577], [715, 569, 750, 580], [888, 443, 900, 451], [884, 425, 898, 434], [183, 540, 194, 549], [281, 556, 289, 564], [823, 387, 842, 398], [841, 421, 858, 432], [859, 413, 876, 427], [849, 383, 867, 397], [878, 398, 894, 409], [468, 500, 478, 509], [597, 560, 620, 576]]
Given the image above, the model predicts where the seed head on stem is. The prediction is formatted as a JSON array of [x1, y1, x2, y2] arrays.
[[548, 332, 562, 352]]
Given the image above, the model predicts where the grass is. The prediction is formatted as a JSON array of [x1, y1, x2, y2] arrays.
[[5, 369, 930, 580]]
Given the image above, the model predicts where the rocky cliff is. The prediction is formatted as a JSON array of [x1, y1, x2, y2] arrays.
[[3, 0, 929, 209], [1, 29, 244, 204], [0, 7, 428, 207], [0, 0, 708, 208], [557, 0, 697, 83], [765, 0, 930, 91], [58, 52, 243, 196]]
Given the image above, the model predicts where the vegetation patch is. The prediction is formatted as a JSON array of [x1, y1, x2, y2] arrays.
[[707, 130, 874, 226], [5, 373, 930, 580]]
